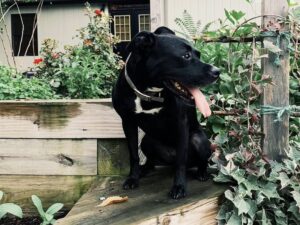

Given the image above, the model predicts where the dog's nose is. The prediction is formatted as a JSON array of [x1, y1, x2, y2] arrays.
[[209, 66, 220, 78]]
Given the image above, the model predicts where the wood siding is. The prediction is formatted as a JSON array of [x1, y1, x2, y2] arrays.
[[0, 139, 97, 175], [0, 99, 124, 139]]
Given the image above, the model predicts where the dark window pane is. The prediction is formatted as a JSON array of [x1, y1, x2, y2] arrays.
[[11, 13, 38, 56]]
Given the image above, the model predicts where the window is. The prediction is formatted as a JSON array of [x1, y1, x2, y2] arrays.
[[11, 14, 38, 56], [139, 14, 150, 32], [114, 15, 131, 41]]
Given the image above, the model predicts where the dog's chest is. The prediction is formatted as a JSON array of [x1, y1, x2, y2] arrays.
[[134, 87, 164, 115]]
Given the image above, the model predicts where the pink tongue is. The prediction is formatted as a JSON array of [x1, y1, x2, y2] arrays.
[[188, 88, 211, 118]]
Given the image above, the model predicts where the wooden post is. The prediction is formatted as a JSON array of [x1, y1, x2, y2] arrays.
[[150, 0, 165, 31], [261, 0, 290, 160]]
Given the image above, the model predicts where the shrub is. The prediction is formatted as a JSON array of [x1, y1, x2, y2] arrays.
[[0, 65, 57, 100], [175, 7, 300, 225], [35, 3, 123, 99]]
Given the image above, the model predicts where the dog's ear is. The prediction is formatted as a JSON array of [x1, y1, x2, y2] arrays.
[[127, 31, 155, 53], [154, 26, 175, 35]]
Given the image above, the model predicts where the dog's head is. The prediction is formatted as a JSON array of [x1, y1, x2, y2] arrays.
[[126, 26, 220, 102]]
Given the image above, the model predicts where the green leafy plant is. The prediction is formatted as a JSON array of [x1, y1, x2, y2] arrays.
[[0, 191, 23, 220], [175, 5, 300, 224], [35, 3, 123, 99], [0, 65, 57, 100], [31, 195, 63, 225]]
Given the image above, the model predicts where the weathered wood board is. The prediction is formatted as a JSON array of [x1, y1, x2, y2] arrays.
[[57, 168, 226, 225], [0, 99, 124, 139], [0, 139, 97, 175], [0, 175, 95, 216], [261, 0, 290, 159], [97, 139, 129, 176]]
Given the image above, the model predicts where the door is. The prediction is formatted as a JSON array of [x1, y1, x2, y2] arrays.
[[110, 4, 150, 60]]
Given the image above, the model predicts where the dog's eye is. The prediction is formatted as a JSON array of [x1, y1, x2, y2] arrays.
[[182, 52, 191, 60]]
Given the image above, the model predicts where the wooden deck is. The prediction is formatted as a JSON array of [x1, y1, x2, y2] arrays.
[[56, 168, 226, 225]]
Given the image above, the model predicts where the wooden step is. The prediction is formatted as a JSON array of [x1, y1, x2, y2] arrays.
[[56, 168, 226, 225]]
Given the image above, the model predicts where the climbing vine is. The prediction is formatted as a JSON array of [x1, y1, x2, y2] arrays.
[[175, 2, 300, 224]]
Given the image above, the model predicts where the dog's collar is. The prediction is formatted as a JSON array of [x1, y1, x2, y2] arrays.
[[124, 53, 164, 103]]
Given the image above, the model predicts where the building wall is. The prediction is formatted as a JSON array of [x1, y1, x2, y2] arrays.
[[151, 0, 262, 32], [0, 3, 105, 71]]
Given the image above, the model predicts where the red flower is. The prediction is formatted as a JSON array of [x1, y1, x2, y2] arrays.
[[94, 9, 102, 16], [33, 58, 43, 65]]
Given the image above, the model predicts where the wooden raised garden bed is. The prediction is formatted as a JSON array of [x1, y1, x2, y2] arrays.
[[0, 99, 129, 215]]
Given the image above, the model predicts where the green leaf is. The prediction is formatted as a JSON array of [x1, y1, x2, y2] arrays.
[[45, 213, 54, 222], [0, 203, 23, 219], [227, 210, 241, 225], [260, 182, 281, 200], [278, 172, 290, 189], [215, 133, 229, 144], [224, 9, 235, 25], [0, 191, 3, 201], [46, 203, 64, 215], [230, 10, 245, 21], [292, 191, 300, 209], [234, 197, 251, 215], [225, 190, 234, 201], [31, 195, 45, 218]]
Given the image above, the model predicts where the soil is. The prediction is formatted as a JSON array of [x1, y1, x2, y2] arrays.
[[0, 217, 41, 225]]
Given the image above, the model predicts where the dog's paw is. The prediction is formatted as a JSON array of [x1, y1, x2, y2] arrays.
[[196, 171, 210, 182], [169, 185, 186, 199], [122, 177, 139, 190]]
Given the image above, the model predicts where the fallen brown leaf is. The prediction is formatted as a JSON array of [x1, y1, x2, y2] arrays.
[[97, 196, 128, 207]]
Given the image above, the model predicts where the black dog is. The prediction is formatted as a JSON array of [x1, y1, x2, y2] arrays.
[[112, 27, 219, 199]]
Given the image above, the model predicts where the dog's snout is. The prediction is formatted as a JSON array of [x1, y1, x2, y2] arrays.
[[210, 66, 220, 78]]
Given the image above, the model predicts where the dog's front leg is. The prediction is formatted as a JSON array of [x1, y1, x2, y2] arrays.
[[169, 116, 189, 199], [122, 118, 140, 189]]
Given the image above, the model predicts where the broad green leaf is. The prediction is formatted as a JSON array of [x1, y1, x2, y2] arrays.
[[260, 182, 281, 200], [225, 190, 234, 201], [0, 203, 23, 219], [230, 10, 245, 21], [291, 191, 300, 208], [45, 213, 54, 222], [224, 9, 235, 25], [215, 133, 229, 144], [31, 195, 45, 218], [227, 210, 241, 225], [213, 172, 233, 183], [234, 197, 251, 215], [278, 172, 290, 189], [0, 211, 6, 219], [220, 73, 232, 82], [246, 199, 257, 219], [46, 203, 64, 215]]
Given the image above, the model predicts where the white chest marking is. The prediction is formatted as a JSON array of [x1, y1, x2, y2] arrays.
[[134, 97, 163, 115], [146, 87, 164, 92]]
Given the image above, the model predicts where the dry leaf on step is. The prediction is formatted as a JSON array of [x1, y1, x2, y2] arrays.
[[97, 196, 128, 207]]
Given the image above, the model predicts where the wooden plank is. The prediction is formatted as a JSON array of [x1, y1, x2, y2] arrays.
[[97, 139, 129, 176], [0, 99, 125, 138], [0, 139, 97, 175], [261, 0, 290, 160], [57, 168, 226, 225], [0, 175, 95, 216]]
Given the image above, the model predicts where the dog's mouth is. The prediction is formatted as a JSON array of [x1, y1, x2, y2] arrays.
[[164, 80, 194, 105], [163, 80, 212, 117]]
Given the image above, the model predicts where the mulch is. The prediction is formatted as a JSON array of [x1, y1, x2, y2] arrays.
[[0, 217, 41, 225]]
